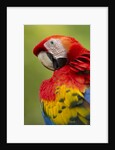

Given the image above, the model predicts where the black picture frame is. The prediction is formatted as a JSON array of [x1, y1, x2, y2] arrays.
[[0, 1, 112, 149]]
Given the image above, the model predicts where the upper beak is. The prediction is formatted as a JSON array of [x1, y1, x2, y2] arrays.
[[33, 42, 55, 70], [33, 42, 67, 71], [38, 51, 54, 71], [38, 51, 67, 71]]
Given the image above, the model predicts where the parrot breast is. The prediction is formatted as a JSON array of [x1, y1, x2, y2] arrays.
[[40, 65, 90, 125], [40, 65, 89, 101]]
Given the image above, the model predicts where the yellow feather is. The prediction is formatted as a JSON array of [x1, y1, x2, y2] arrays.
[[42, 84, 90, 125]]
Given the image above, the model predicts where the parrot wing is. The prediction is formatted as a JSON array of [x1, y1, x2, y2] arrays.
[[41, 85, 90, 125], [69, 52, 90, 73], [69, 51, 90, 103], [84, 88, 90, 104]]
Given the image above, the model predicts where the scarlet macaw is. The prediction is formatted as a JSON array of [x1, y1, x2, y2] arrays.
[[33, 35, 90, 125]]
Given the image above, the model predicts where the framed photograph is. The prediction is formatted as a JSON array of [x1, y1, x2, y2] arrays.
[[24, 24, 90, 126], [5, 6, 109, 144]]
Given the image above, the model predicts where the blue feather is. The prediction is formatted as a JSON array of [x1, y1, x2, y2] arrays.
[[42, 111, 55, 125], [84, 88, 90, 103]]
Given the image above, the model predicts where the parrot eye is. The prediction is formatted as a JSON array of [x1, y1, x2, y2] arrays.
[[50, 41, 54, 45], [44, 38, 67, 59]]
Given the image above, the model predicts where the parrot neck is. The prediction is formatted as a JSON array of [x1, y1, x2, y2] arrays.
[[53, 65, 90, 92], [53, 65, 71, 76]]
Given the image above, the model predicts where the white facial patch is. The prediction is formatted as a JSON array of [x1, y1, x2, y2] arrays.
[[44, 38, 67, 59]]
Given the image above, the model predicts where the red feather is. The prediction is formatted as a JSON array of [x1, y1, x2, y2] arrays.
[[69, 51, 90, 73], [33, 35, 90, 102]]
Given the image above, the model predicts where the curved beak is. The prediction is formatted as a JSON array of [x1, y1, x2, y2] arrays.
[[38, 51, 54, 71], [33, 41, 67, 71], [38, 51, 67, 71]]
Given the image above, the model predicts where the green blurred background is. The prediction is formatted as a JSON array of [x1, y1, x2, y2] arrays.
[[24, 25, 90, 125]]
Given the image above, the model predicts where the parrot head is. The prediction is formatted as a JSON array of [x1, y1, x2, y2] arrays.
[[33, 35, 88, 71]]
